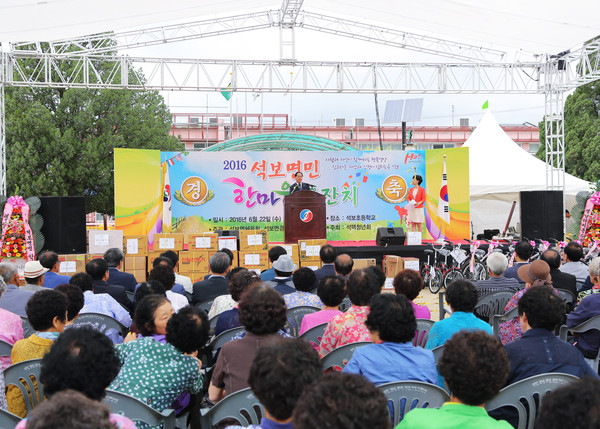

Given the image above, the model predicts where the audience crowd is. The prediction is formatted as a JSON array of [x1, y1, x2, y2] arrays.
[[0, 243, 599, 429]]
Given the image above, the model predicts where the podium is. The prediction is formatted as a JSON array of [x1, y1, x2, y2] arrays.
[[283, 191, 327, 243]]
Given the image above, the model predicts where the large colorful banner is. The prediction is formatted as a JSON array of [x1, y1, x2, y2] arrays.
[[115, 148, 470, 242]]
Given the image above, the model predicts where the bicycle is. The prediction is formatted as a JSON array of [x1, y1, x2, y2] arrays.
[[461, 239, 489, 282], [442, 241, 466, 288], [420, 241, 464, 294]]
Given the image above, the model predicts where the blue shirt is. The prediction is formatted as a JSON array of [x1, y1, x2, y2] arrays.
[[215, 308, 241, 336], [172, 282, 186, 296], [567, 292, 600, 358], [260, 268, 276, 282], [0, 284, 34, 317], [425, 311, 493, 350], [504, 328, 598, 385], [343, 341, 437, 385], [43, 271, 71, 289], [491, 328, 598, 426]]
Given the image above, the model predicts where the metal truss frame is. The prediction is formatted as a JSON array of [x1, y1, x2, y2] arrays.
[[2, 53, 545, 94], [9, 9, 508, 63], [300, 11, 507, 63]]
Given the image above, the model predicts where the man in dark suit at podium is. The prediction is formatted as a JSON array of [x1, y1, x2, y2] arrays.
[[289, 172, 314, 194]]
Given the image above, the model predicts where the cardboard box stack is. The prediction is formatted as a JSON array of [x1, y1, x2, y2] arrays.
[[239, 250, 269, 274], [353, 258, 376, 270], [154, 233, 185, 251], [123, 235, 148, 256], [88, 230, 123, 254], [239, 230, 268, 251], [58, 254, 86, 275], [383, 256, 421, 278], [383, 255, 403, 278], [124, 256, 147, 283], [147, 251, 164, 269], [298, 239, 327, 263], [188, 233, 219, 251], [179, 249, 210, 278], [403, 257, 420, 272], [85, 254, 104, 264], [238, 229, 269, 273]]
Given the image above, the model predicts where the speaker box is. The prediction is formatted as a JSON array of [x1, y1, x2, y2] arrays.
[[376, 227, 405, 246], [37, 196, 87, 254], [520, 191, 563, 241]]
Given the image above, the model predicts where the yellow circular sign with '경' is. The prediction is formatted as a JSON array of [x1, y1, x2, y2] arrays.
[[382, 175, 408, 203], [181, 176, 209, 205]]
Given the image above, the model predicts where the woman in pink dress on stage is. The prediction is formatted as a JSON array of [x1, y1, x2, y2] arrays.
[[407, 174, 426, 233]]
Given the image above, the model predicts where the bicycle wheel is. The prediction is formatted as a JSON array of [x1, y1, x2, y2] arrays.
[[420, 264, 431, 288], [461, 260, 487, 281], [472, 261, 488, 281], [429, 267, 443, 294], [443, 268, 464, 288], [460, 260, 474, 280]]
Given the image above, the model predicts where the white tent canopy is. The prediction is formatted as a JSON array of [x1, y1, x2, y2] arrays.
[[463, 110, 591, 236]]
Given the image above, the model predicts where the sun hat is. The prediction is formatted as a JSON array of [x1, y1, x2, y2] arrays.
[[517, 260, 551, 285], [272, 255, 298, 273], [24, 260, 50, 278]]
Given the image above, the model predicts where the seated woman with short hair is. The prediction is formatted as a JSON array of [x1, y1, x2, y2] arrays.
[[209, 283, 287, 403], [7, 289, 67, 417], [298, 275, 345, 336], [343, 293, 437, 385], [393, 269, 430, 319]]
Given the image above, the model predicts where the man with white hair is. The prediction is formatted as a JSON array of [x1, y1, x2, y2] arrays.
[[475, 252, 521, 299], [566, 257, 600, 360], [0, 262, 34, 317]]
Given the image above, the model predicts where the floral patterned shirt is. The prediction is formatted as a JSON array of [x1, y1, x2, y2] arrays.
[[319, 305, 370, 358], [499, 285, 558, 345], [499, 289, 527, 345], [110, 337, 203, 428], [0, 307, 24, 370], [208, 294, 236, 320], [283, 292, 323, 309]]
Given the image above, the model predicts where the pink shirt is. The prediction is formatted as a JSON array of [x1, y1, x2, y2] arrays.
[[299, 309, 343, 336], [319, 306, 370, 358], [0, 307, 24, 370], [411, 301, 431, 320]]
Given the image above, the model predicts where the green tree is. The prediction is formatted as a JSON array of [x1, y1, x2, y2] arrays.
[[5, 43, 183, 214]]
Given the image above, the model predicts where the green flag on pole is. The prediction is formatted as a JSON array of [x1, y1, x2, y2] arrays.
[[482, 100, 489, 110], [221, 83, 232, 101]]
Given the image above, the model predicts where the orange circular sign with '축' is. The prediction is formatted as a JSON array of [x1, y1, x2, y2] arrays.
[[181, 176, 208, 205], [382, 175, 408, 203]]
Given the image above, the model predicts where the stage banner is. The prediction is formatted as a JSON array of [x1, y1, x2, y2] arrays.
[[425, 147, 470, 240], [114, 149, 163, 238], [114, 148, 470, 242]]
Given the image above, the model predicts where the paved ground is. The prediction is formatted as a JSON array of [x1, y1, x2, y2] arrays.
[[413, 287, 444, 321]]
